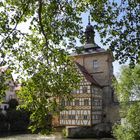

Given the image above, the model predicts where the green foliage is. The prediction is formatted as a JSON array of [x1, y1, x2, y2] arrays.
[[0, 0, 81, 133], [0, 0, 139, 135], [62, 128, 68, 137], [115, 65, 140, 103], [6, 109, 30, 132], [90, 0, 140, 66], [113, 65, 140, 140], [113, 123, 133, 140], [7, 109, 21, 122], [113, 103, 140, 140], [8, 99, 19, 109], [0, 112, 8, 132], [17, 57, 80, 133], [0, 109, 30, 133], [0, 0, 139, 68], [0, 111, 7, 121], [0, 68, 12, 102]]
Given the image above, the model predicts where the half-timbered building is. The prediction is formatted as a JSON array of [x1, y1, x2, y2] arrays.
[[59, 21, 119, 128], [60, 62, 103, 126]]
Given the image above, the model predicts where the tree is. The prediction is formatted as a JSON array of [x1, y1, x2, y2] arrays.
[[17, 58, 80, 133], [8, 98, 19, 109], [0, 0, 139, 68], [88, 0, 140, 66], [113, 65, 140, 140], [0, 68, 12, 102], [0, 0, 83, 133], [0, 71, 7, 102], [0, 0, 139, 134]]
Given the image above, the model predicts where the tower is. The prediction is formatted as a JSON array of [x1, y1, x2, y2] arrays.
[[59, 20, 119, 136]]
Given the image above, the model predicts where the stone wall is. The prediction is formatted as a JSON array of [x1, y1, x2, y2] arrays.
[[73, 51, 113, 86], [66, 123, 113, 138]]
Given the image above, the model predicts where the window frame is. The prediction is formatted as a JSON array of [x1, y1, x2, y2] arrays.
[[93, 60, 99, 71]]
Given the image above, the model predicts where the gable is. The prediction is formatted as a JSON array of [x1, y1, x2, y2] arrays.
[[75, 62, 101, 88]]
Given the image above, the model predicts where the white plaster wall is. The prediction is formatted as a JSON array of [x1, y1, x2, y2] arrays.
[[60, 110, 91, 126]]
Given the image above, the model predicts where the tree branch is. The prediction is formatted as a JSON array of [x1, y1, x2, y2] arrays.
[[0, 2, 29, 49], [38, 0, 49, 48]]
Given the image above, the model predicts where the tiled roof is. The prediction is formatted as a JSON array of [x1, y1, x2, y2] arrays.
[[75, 62, 101, 87]]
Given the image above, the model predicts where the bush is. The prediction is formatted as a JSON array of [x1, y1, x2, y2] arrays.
[[0, 112, 7, 121], [0, 112, 8, 132], [0, 108, 30, 133], [8, 99, 19, 109], [113, 123, 134, 140], [7, 110, 21, 122], [10, 121, 28, 132], [7, 109, 30, 132], [62, 128, 68, 137]]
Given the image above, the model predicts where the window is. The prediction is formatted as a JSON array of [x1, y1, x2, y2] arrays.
[[61, 99, 65, 106], [60, 115, 65, 119], [92, 87, 98, 94], [75, 99, 80, 106], [9, 95, 13, 100], [82, 86, 88, 93], [99, 100, 102, 106], [4, 105, 7, 110], [84, 99, 89, 106], [93, 114, 99, 120], [72, 90, 77, 94], [96, 114, 101, 120], [93, 60, 99, 71], [92, 99, 102, 106], [83, 115, 88, 120], [66, 101, 71, 106], [78, 115, 82, 119], [68, 115, 75, 119]]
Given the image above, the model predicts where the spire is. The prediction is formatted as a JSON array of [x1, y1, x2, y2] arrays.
[[88, 15, 90, 25], [85, 16, 95, 45]]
